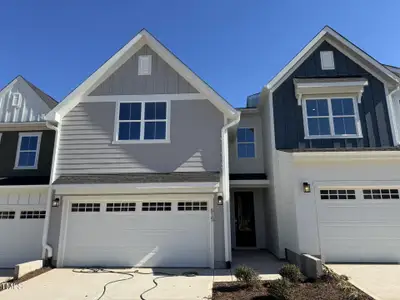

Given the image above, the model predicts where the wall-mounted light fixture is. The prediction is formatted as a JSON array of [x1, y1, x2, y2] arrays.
[[217, 195, 223, 205], [303, 182, 311, 193], [52, 197, 61, 208]]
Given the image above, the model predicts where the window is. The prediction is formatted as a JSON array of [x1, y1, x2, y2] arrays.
[[237, 128, 255, 158], [0, 211, 15, 219], [138, 55, 152, 75], [320, 189, 356, 200], [177, 202, 207, 211], [14, 133, 42, 169], [142, 202, 172, 211], [116, 101, 168, 142], [71, 203, 101, 212], [20, 211, 46, 219], [106, 202, 136, 212], [303, 97, 361, 138], [363, 189, 399, 200], [11, 93, 21, 107], [320, 51, 335, 70]]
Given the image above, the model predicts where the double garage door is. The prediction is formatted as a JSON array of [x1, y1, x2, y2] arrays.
[[59, 196, 212, 268], [0, 189, 47, 268], [316, 187, 400, 263]]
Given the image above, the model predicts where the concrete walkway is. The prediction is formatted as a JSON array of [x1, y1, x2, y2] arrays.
[[328, 264, 400, 300]]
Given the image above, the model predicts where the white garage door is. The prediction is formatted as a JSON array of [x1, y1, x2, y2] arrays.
[[61, 197, 212, 268], [317, 187, 400, 263], [0, 189, 47, 268]]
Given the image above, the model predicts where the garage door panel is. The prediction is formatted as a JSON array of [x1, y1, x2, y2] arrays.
[[320, 224, 400, 239], [63, 198, 211, 268]]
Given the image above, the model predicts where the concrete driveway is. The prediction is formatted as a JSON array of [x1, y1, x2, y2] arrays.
[[0, 268, 215, 300], [328, 264, 400, 300]]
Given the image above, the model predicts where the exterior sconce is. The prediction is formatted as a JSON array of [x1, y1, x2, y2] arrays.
[[303, 182, 311, 193], [52, 197, 61, 208], [217, 195, 223, 205]]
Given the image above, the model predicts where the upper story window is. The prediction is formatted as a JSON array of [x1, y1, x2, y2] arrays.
[[14, 132, 42, 169], [138, 55, 152, 75], [115, 101, 169, 143], [237, 128, 255, 158], [303, 97, 362, 139], [320, 51, 335, 70]]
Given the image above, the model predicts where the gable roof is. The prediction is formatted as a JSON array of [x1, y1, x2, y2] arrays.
[[47, 29, 238, 122], [0, 75, 57, 109], [263, 26, 400, 94]]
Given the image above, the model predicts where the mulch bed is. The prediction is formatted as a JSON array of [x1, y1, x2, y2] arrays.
[[0, 267, 52, 292], [213, 278, 374, 300]]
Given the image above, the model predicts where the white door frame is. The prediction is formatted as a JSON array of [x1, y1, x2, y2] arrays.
[[57, 194, 214, 268]]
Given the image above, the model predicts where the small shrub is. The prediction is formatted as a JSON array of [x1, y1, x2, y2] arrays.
[[234, 265, 261, 287], [268, 278, 293, 300], [322, 266, 349, 282], [279, 264, 302, 283]]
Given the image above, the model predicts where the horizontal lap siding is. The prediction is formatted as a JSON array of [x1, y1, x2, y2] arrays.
[[274, 41, 393, 150], [56, 101, 223, 176]]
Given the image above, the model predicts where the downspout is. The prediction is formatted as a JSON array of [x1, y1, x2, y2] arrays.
[[221, 112, 240, 268], [42, 121, 59, 263]]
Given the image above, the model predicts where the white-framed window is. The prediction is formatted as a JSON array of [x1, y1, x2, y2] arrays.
[[142, 202, 172, 212], [11, 92, 22, 107], [237, 127, 255, 158], [14, 132, 42, 169], [302, 97, 362, 139], [138, 55, 152, 75], [114, 101, 169, 143], [71, 203, 101, 212], [320, 189, 356, 200], [363, 189, 400, 200], [106, 202, 136, 212], [177, 201, 207, 211], [20, 210, 46, 219], [320, 51, 335, 70], [0, 211, 15, 219]]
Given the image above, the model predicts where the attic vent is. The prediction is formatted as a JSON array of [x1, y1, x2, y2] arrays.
[[138, 55, 152, 75], [320, 51, 335, 70], [11, 93, 21, 107]]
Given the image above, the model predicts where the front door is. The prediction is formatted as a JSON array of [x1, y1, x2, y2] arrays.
[[234, 192, 256, 247]]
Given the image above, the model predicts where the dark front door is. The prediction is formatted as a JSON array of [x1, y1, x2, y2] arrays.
[[234, 192, 256, 247]]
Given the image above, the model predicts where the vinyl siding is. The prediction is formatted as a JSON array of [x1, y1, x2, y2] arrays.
[[229, 112, 265, 174], [274, 41, 393, 149], [90, 45, 198, 96], [0, 78, 53, 123], [0, 130, 55, 177], [56, 100, 224, 176]]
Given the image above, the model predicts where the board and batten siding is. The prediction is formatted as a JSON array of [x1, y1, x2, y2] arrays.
[[273, 41, 393, 150], [56, 100, 224, 176], [89, 45, 198, 96], [0, 78, 52, 123]]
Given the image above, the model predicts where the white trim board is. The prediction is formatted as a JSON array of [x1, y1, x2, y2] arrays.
[[229, 180, 269, 187], [263, 26, 400, 94], [81, 93, 206, 103], [46, 29, 238, 123]]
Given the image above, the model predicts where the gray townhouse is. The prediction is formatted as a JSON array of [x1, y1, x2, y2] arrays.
[[1, 26, 400, 269]]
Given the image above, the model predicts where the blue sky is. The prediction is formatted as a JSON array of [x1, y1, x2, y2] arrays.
[[0, 0, 399, 107]]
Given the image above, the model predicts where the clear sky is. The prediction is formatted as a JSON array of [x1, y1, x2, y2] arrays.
[[1, 0, 399, 108]]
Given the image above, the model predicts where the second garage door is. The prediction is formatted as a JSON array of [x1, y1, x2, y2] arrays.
[[60, 197, 212, 268], [317, 187, 400, 263]]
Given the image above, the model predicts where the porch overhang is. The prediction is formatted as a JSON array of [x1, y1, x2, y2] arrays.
[[229, 173, 269, 187]]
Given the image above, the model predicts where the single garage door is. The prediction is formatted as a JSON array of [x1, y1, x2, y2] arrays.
[[317, 187, 400, 263], [61, 197, 212, 268], [0, 189, 47, 268]]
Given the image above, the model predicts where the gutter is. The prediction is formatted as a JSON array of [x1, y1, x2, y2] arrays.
[[41, 121, 59, 262], [221, 113, 241, 268]]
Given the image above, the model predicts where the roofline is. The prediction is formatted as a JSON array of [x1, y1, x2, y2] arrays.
[[263, 26, 400, 93], [46, 29, 238, 122]]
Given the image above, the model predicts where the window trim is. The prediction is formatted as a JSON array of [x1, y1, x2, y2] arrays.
[[236, 127, 256, 159], [302, 96, 363, 139], [14, 132, 42, 170], [113, 100, 171, 144]]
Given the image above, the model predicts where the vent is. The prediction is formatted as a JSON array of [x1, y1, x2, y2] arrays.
[[138, 55, 152, 75], [11, 93, 22, 107]]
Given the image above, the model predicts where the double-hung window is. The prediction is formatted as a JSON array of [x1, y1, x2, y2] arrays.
[[237, 128, 255, 158], [14, 132, 42, 169], [303, 97, 361, 138], [116, 101, 169, 142]]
